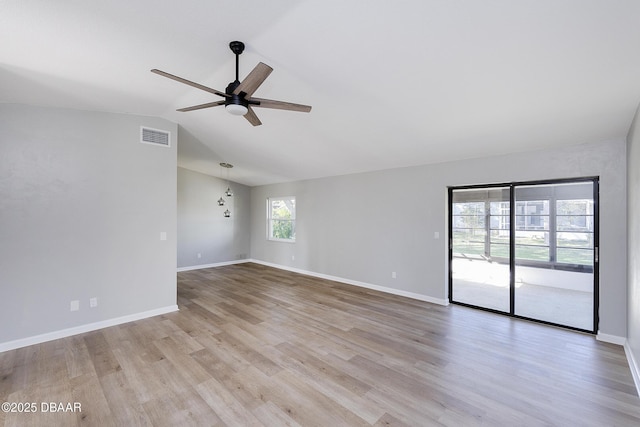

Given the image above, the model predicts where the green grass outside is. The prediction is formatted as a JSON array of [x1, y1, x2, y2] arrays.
[[453, 233, 593, 266]]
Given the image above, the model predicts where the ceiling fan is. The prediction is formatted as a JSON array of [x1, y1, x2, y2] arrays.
[[151, 41, 312, 126]]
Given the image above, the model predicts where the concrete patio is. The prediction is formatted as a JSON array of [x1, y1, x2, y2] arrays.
[[451, 258, 594, 331]]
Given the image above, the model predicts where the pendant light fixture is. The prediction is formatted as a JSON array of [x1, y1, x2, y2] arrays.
[[220, 162, 233, 217]]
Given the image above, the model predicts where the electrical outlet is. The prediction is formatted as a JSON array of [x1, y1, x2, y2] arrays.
[[391, 272, 397, 279], [90, 297, 98, 308], [70, 300, 79, 312], [197, 253, 201, 259], [160, 231, 167, 241]]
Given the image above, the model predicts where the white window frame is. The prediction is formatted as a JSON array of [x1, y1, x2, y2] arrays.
[[267, 196, 296, 242]]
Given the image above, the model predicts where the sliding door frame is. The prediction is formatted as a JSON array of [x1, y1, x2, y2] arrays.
[[448, 176, 599, 334]]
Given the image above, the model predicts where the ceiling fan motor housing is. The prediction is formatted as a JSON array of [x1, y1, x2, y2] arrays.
[[225, 80, 248, 110], [225, 93, 248, 109]]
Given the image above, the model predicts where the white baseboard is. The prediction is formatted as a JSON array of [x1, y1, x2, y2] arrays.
[[624, 341, 640, 397], [596, 332, 627, 346], [248, 259, 449, 306], [0, 305, 179, 353], [177, 259, 250, 272], [597, 333, 640, 397]]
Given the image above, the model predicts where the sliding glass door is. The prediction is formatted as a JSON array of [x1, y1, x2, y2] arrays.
[[449, 178, 598, 332], [513, 182, 596, 330], [450, 186, 511, 313]]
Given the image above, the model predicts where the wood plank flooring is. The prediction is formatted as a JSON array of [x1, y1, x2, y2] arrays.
[[1, 262, 639, 426]]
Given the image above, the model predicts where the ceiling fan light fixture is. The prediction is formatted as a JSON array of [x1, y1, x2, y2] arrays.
[[225, 104, 248, 116]]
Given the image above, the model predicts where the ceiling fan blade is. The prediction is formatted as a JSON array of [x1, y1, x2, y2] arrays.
[[243, 106, 262, 126], [177, 100, 226, 112], [233, 62, 273, 97], [151, 69, 229, 98], [249, 97, 312, 113]]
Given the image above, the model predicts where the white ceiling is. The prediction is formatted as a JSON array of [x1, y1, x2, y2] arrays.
[[2, 0, 640, 186]]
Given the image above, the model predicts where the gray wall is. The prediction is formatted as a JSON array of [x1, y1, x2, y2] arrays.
[[251, 139, 627, 338], [627, 104, 640, 372], [0, 104, 177, 345], [177, 167, 251, 268]]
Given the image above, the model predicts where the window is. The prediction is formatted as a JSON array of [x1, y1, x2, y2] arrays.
[[490, 201, 510, 258], [556, 199, 594, 266], [514, 199, 550, 263], [268, 197, 296, 242], [452, 202, 486, 256]]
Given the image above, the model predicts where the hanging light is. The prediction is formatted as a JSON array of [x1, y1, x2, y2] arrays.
[[220, 162, 234, 197], [220, 162, 234, 217]]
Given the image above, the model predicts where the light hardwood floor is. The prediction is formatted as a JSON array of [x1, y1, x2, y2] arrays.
[[1, 263, 639, 426]]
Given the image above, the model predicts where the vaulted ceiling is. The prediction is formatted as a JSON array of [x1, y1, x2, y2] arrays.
[[3, 1, 640, 186]]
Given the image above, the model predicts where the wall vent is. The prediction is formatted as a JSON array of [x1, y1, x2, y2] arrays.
[[140, 127, 170, 147]]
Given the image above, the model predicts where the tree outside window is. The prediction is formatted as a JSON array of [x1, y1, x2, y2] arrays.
[[268, 197, 296, 242]]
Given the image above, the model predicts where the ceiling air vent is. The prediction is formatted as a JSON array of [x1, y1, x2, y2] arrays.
[[140, 126, 170, 147]]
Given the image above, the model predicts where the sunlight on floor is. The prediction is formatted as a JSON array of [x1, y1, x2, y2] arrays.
[[452, 258, 593, 330]]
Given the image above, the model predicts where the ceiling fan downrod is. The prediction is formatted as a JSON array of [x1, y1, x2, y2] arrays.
[[229, 41, 245, 83], [225, 41, 248, 113]]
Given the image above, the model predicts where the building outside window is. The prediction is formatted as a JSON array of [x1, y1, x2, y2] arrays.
[[452, 196, 594, 269]]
